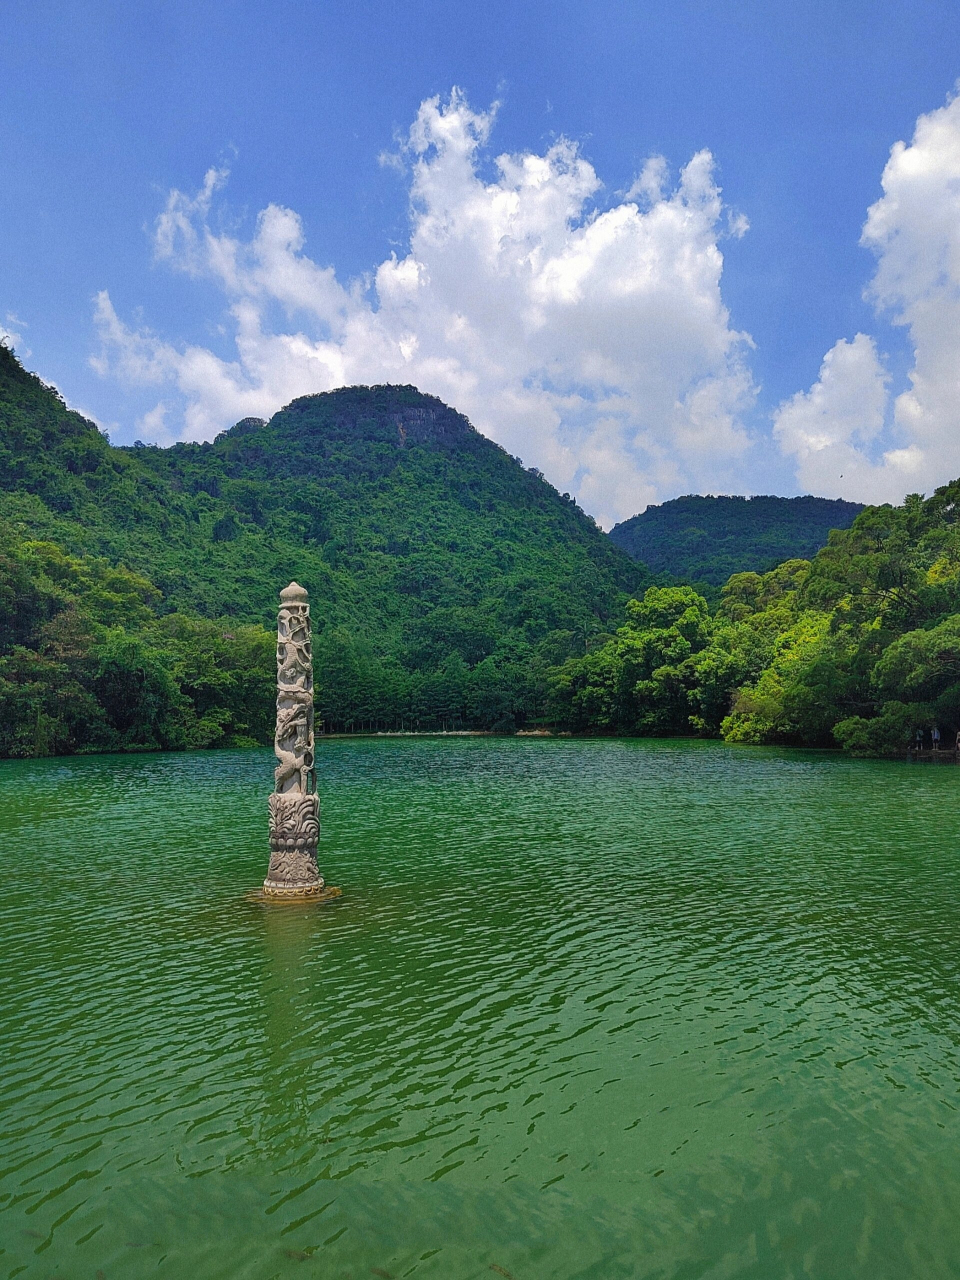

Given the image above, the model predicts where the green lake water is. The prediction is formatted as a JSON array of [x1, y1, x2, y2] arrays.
[[3, 737, 960, 1279]]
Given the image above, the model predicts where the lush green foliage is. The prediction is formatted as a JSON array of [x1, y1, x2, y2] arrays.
[[0, 526, 276, 756], [548, 576, 787, 737], [9, 340, 960, 759], [610, 493, 864, 587], [553, 485, 960, 755], [0, 346, 650, 751]]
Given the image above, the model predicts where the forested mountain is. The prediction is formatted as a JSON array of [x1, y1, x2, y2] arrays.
[[552, 486, 960, 755], [0, 344, 648, 753], [610, 494, 864, 586], [4, 342, 953, 760]]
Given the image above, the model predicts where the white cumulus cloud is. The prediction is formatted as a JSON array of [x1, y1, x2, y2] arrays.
[[777, 87, 960, 504], [135, 402, 177, 447], [773, 334, 906, 500], [1, 312, 28, 358], [92, 89, 755, 526]]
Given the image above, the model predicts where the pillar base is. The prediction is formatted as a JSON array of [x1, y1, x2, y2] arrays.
[[255, 883, 342, 904]]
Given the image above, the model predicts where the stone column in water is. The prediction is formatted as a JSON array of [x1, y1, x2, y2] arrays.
[[263, 582, 325, 898]]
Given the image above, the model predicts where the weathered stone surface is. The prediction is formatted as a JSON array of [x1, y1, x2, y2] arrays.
[[263, 582, 326, 897]]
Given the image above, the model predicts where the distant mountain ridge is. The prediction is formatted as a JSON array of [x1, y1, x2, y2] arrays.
[[609, 494, 865, 586]]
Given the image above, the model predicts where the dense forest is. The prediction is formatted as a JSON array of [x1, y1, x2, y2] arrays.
[[0, 344, 648, 752], [3, 342, 955, 759], [552, 486, 960, 755], [610, 493, 864, 587]]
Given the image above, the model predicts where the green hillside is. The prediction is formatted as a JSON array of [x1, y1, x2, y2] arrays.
[[6, 341, 948, 760], [551, 485, 960, 755], [0, 344, 649, 752], [609, 493, 864, 586]]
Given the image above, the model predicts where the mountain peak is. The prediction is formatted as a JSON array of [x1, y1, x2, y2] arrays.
[[262, 384, 481, 455]]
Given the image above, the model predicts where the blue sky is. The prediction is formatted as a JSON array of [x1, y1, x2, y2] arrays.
[[4, 1, 960, 523]]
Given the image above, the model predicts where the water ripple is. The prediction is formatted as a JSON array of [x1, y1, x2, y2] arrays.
[[3, 739, 960, 1277]]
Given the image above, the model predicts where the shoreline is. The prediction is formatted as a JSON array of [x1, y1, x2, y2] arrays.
[[1, 733, 951, 761], [317, 728, 571, 739]]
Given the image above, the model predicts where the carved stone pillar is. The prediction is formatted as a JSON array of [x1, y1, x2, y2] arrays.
[[263, 582, 326, 898]]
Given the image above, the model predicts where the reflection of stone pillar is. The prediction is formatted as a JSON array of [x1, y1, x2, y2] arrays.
[[263, 582, 325, 898]]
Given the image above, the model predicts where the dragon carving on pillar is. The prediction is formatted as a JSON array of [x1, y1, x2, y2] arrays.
[[263, 581, 326, 897]]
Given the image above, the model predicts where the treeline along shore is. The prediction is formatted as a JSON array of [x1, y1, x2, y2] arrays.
[[2, 342, 958, 759]]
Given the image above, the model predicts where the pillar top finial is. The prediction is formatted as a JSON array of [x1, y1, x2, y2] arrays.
[[280, 581, 309, 603]]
